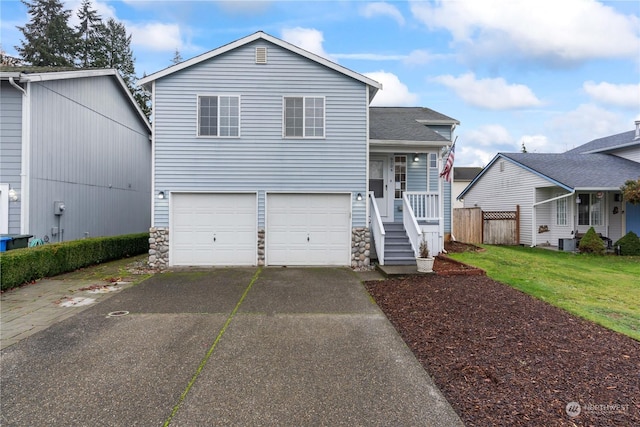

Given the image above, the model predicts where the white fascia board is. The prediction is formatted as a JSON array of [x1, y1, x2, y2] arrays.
[[415, 118, 460, 125], [138, 31, 383, 94], [574, 187, 621, 191], [19, 68, 117, 82], [370, 139, 448, 150]]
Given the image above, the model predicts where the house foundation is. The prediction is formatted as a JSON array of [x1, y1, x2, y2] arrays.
[[351, 227, 371, 268]]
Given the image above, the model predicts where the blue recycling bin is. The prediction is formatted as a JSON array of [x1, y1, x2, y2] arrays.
[[0, 236, 12, 252], [0, 235, 33, 251]]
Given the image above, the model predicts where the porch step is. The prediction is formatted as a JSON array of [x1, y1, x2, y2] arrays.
[[382, 222, 416, 266]]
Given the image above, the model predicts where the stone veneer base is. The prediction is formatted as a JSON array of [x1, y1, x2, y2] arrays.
[[148, 226, 370, 269]]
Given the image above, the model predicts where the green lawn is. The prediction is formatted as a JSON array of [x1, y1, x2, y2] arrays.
[[448, 245, 640, 341]]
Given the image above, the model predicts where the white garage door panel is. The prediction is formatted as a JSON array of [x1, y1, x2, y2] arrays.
[[171, 194, 256, 266], [267, 194, 351, 266]]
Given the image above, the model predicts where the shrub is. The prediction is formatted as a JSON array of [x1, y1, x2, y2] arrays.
[[578, 227, 605, 255], [614, 231, 640, 256], [0, 233, 148, 291]]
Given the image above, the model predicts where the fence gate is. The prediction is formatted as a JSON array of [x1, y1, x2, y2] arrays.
[[483, 207, 519, 245], [453, 207, 482, 244]]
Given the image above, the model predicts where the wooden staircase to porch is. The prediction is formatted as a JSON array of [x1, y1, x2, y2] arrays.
[[383, 223, 416, 265]]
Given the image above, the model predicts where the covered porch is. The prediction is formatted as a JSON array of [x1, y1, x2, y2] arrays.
[[368, 151, 446, 265]]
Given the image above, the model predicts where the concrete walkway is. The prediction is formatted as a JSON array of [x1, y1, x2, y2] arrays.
[[1, 262, 463, 426]]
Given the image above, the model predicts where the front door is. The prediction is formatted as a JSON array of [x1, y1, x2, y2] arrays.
[[369, 155, 393, 222]]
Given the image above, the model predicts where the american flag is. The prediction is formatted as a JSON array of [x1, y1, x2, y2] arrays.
[[439, 137, 456, 183]]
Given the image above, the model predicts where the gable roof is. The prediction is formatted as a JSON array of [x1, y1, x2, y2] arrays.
[[369, 107, 458, 142], [138, 31, 382, 99], [0, 67, 151, 133], [566, 129, 637, 154], [459, 152, 640, 199]]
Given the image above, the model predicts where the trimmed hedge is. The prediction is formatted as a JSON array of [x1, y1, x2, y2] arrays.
[[578, 227, 605, 255], [0, 233, 148, 291], [614, 231, 640, 256]]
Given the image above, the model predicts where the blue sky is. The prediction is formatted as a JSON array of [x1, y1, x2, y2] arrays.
[[2, 0, 639, 166]]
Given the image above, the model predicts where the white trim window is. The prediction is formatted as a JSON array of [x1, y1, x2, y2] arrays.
[[577, 193, 604, 226], [284, 96, 325, 138], [394, 155, 407, 199], [198, 95, 240, 137], [556, 194, 567, 226]]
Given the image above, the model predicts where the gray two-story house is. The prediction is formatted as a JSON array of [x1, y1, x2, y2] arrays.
[[0, 68, 151, 244], [140, 32, 458, 267]]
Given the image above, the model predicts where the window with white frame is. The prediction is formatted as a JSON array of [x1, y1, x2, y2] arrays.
[[556, 194, 567, 226], [394, 155, 407, 199], [284, 96, 324, 138], [198, 95, 240, 137], [577, 193, 604, 226]]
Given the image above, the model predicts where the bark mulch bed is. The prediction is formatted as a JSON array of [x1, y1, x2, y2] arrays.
[[365, 243, 639, 426]]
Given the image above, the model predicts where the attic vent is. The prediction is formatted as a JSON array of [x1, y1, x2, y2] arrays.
[[499, 161, 505, 172], [255, 47, 267, 64]]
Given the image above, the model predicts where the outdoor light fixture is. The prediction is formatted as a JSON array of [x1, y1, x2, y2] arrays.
[[8, 188, 18, 202], [158, 191, 166, 200], [356, 193, 363, 201], [413, 153, 420, 162]]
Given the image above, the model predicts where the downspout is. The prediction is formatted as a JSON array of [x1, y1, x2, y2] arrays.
[[150, 81, 156, 226], [530, 190, 575, 247], [365, 84, 370, 231], [10, 77, 30, 235]]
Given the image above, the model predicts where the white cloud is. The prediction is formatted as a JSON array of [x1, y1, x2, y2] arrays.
[[410, 0, 640, 63], [128, 22, 184, 52], [65, 0, 117, 26], [365, 71, 419, 106], [518, 135, 554, 153], [432, 72, 542, 110], [548, 103, 628, 150], [281, 27, 334, 61], [361, 2, 405, 26], [465, 124, 513, 147], [216, 1, 272, 15], [583, 81, 640, 108]]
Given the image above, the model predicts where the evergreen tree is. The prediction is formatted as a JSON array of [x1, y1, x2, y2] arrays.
[[16, 0, 78, 67], [75, 0, 104, 68], [171, 48, 183, 64]]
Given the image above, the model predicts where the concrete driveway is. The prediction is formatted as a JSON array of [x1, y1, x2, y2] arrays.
[[1, 267, 462, 426]]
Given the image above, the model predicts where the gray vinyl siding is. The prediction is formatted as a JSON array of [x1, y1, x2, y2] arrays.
[[27, 76, 151, 241], [462, 158, 551, 246], [0, 81, 23, 234], [611, 146, 640, 163], [427, 125, 452, 141], [153, 40, 368, 228]]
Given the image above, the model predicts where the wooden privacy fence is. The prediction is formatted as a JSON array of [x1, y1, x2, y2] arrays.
[[453, 206, 520, 245], [453, 207, 482, 244]]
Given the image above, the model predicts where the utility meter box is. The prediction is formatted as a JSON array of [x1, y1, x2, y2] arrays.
[[54, 201, 66, 215]]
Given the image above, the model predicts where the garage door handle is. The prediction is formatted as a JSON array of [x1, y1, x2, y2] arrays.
[[307, 235, 310, 242], [213, 235, 216, 243]]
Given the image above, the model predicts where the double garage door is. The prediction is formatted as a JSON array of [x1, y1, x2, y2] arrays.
[[171, 193, 351, 266]]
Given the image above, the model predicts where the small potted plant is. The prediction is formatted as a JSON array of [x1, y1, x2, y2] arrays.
[[416, 238, 434, 273]]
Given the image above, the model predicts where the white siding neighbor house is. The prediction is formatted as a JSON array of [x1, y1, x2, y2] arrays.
[[458, 122, 640, 249], [0, 68, 152, 244], [140, 32, 459, 267]]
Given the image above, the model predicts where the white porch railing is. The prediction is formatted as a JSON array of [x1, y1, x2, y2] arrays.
[[403, 194, 423, 257], [369, 191, 385, 265], [405, 192, 439, 221]]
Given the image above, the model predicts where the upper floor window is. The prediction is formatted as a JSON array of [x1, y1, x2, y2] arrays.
[[284, 96, 324, 138], [198, 95, 240, 137]]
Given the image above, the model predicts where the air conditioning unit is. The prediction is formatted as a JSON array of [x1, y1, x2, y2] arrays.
[[558, 238, 576, 252]]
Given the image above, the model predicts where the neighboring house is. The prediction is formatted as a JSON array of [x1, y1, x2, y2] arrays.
[[139, 32, 458, 268], [458, 122, 640, 248], [452, 167, 482, 209], [0, 68, 152, 243]]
